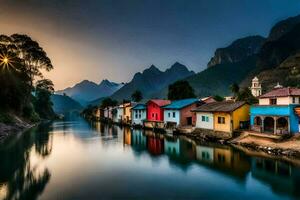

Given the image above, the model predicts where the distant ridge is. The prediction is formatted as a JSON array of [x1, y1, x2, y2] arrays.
[[109, 62, 195, 101], [56, 79, 124, 105]]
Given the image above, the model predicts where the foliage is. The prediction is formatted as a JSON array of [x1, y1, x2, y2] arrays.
[[131, 90, 143, 102], [236, 87, 258, 104], [230, 83, 240, 97], [213, 95, 224, 102], [0, 112, 15, 124], [34, 79, 56, 119], [168, 80, 196, 100], [100, 97, 118, 108], [0, 34, 54, 122]]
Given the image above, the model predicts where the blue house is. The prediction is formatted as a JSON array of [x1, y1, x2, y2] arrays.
[[250, 87, 300, 134], [163, 98, 202, 127], [131, 104, 147, 126]]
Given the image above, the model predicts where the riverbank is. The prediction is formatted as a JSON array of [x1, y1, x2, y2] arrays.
[[0, 118, 35, 142], [227, 133, 300, 158]]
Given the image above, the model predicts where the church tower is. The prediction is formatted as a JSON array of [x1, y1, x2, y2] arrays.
[[250, 76, 262, 97]]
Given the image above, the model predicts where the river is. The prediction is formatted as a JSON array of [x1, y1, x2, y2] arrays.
[[0, 117, 299, 199]]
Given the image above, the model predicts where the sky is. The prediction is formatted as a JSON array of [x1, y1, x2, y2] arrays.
[[1, 0, 300, 90]]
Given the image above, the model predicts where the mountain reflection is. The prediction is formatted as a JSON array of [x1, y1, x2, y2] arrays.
[[0, 124, 53, 200]]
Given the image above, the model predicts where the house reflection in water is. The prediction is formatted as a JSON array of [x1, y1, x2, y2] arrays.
[[251, 158, 300, 197], [131, 129, 147, 152], [195, 144, 251, 180], [145, 130, 164, 156], [123, 127, 131, 145], [196, 145, 214, 164], [164, 136, 180, 157]]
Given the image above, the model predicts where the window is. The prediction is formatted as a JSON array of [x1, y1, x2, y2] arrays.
[[173, 112, 176, 118], [168, 112, 171, 118], [152, 113, 154, 118], [270, 98, 277, 105], [135, 114, 138, 119], [218, 117, 225, 124], [206, 116, 209, 122], [202, 116, 206, 121]]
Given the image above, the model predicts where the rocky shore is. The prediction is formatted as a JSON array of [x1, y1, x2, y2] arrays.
[[228, 133, 300, 159], [0, 120, 34, 142]]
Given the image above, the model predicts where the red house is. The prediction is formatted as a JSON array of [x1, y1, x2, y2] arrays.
[[146, 99, 171, 122]]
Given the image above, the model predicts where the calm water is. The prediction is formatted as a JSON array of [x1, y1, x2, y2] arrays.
[[0, 117, 300, 200]]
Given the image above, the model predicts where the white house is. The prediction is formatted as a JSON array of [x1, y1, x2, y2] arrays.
[[131, 104, 147, 125], [195, 112, 214, 130], [116, 105, 124, 123]]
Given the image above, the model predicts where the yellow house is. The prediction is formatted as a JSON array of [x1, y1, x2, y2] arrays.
[[194, 101, 250, 134], [122, 102, 134, 124]]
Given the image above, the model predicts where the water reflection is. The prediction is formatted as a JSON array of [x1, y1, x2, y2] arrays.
[[120, 124, 300, 198], [0, 123, 52, 200], [1, 120, 300, 199]]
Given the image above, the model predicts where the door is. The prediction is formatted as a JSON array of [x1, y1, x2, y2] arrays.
[[187, 117, 192, 126]]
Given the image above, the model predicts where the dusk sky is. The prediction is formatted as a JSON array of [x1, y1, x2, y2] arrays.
[[1, 0, 300, 90]]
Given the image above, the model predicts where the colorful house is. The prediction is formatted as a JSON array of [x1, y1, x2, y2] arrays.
[[116, 105, 124, 123], [193, 101, 250, 134], [201, 96, 217, 104], [111, 106, 119, 123], [93, 107, 104, 121], [147, 99, 171, 121], [145, 99, 170, 128], [104, 106, 113, 120], [123, 102, 134, 124], [131, 104, 147, 125], [163, 98, 201, 127], [250, 87, 300, 134]]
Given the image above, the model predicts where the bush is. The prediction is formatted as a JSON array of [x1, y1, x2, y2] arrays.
[[0, 113, 15, 124]]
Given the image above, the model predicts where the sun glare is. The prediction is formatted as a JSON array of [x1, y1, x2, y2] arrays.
[[3, 57, 8, 64]]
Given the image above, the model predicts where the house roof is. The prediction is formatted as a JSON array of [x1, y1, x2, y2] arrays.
[[259, 87, 300, 98], [163, 98, 199, 110], [201, 96, 216, 103], [193, 101, 247, 113], [148, 99, 171, 107], [132, 104, 146, 110]]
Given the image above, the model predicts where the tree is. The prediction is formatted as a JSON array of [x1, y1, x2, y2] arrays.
[[100, 97, 118, 108], [0, 34, 55, 122], [10, 34, 53, 86], [131, 90, 143, 102], [213, 95, 224, 102], [236, 87, 258, 104], [34, 79, 56, 119], [168, 80, 196, 100], [230, 83, 240, 97]]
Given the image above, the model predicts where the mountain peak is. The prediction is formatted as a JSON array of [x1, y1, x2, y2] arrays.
[[143, 65, 161, 74], [169, 62, 187, 70], [207, 35, 266, 68]]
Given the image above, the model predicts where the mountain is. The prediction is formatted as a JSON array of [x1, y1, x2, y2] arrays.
[[178, 35, 264, 98], [110, 62, 195, 101], [56, 79, 123, 104], [51, 94, 83, 114], [187, 56, 258, 97], [241, 15, 300, 91], [207, 36, 266, 67], [268, 14, 300, 41]]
